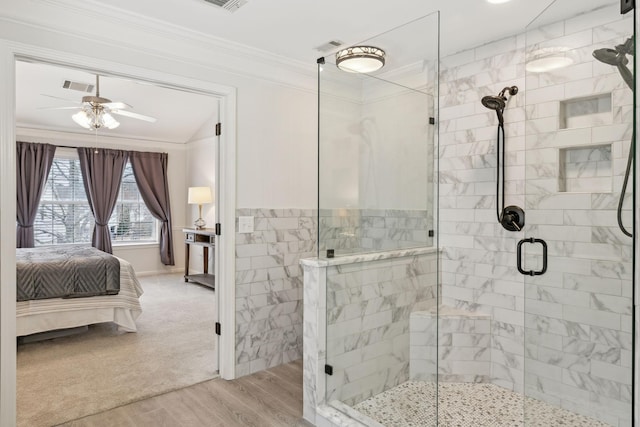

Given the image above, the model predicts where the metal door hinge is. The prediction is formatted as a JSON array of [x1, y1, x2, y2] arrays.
[[324, 364, 333, 375], [215, 223, 221, 236], [621, 0, 634, 13], [429, 117, 435, 125], [215, 122, 222, 136], [215, 322, 221, 335]]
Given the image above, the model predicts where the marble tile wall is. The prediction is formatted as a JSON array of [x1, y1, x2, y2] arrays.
[[559, 145, 612, 193], [410, 307, 491, 383], [235, 208, 316, 377], [302, 248, 439, 425], [318, 209, 433, 255], [439, 4, 633, 425], [324, 252, 438, 407]]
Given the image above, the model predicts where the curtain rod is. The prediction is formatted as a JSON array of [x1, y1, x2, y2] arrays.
[[19, 141, 168, 155], [49, 143, 167, 155]]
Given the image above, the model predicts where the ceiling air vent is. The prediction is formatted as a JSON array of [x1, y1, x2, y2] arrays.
[[315, 40, 344, 53], [62, 80, 94, 93], [203, 0, 248, 12]]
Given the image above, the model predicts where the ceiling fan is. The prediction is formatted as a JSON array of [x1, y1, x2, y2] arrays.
[[41, 75, 157, 130]]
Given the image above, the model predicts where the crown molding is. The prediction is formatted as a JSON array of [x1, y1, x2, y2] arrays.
[[3, 0, 317, 91], [16, 126, 189, 150]]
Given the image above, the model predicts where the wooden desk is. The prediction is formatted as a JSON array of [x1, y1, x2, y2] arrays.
[[183, 228, 215, 290]]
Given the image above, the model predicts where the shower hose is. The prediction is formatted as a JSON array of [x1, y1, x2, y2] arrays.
[[496, 123, 505, 224], [618, 129, 634, 238]]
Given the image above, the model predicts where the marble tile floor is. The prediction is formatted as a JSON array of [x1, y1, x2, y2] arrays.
[[352, 381, 610, 427]]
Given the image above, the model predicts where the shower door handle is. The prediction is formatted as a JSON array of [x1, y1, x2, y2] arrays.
[[517, 237, 547, 276]]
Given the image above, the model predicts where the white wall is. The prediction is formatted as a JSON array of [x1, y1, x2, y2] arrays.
[[0, 1, 318, 210], [235, 79, 317, 208], [318, 67, 433, 210]]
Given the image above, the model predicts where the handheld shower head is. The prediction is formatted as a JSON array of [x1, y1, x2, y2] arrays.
[[481, 95, 506, 111], [592, 48, 627, 66], [593, 36, 634, 90], [482, 85, 518, 126]]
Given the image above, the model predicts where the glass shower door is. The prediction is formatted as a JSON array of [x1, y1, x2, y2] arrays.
[[523, 1, 634, 425]]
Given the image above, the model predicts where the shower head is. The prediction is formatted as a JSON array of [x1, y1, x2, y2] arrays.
[[482, 86, 518, 110], [481, 95, 506, 111], [592, 48, 628, 66], [593, 36, 634, 63], [593, 37, 634, 90], [482, 86, 518, 125]]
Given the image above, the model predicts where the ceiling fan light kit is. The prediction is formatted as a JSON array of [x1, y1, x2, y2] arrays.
[[72, 108, 120, 130], [43, 74, 156, 131]]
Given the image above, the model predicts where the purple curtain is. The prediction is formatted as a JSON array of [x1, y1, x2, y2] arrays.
[[77, 147, 128, 254], [16, 141, 56, 248], [129, 151, 175, 265]]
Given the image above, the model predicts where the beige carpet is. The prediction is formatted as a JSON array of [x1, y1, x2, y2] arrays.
[[17, 273, 217, 427]]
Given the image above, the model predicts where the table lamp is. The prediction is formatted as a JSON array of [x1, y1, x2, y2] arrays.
[[188, 186, 213, 229]]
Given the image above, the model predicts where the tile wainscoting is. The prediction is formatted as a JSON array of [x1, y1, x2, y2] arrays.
[[235, 208, 316, 377], [319, 209, 434, 255]]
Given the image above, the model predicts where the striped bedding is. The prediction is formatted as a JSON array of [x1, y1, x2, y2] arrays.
[[16, 256, 144, 336], [16, 246, 121, 301]]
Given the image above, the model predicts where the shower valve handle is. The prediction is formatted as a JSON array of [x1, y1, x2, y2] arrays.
[[500, 205, 525, 232]]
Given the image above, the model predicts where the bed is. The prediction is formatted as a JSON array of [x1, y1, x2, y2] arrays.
[[16, 246, 144, 337]]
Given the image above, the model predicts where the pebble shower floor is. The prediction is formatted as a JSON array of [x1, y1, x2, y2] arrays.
[[352, 382, 610, 427]]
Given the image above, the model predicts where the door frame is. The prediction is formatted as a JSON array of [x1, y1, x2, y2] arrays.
[[0, 41, 237, 427]]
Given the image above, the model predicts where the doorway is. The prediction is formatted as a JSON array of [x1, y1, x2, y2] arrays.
[[0, 48, 237, 426]]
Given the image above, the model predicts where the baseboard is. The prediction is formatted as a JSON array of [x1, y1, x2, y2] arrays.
[[135, 267, 184, 277]]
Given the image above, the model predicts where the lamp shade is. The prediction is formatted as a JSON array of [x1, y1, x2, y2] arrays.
[[188, 186, 213, 204]]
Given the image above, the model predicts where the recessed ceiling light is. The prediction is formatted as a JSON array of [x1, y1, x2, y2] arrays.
[[486, 0, 512, 4]]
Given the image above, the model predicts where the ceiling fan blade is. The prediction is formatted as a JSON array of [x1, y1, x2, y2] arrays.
[[40, 94, 81, 104], [102, 101, 132, 110], [37, 106, 82, 110], [111, 109, 157, 123]]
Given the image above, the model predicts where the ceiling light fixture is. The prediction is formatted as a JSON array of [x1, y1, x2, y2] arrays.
[[335, 46, 386, 73], [526, 47, 574, 73], [72, 105, 120, 130]]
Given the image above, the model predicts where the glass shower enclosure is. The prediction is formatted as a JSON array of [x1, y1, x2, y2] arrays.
[[318, 10, 440, 425], [308, 0, 635, 426]]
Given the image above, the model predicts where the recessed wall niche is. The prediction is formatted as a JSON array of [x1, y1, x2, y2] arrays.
[[559, 144, 612, 193], [559, 93, 612, 129]]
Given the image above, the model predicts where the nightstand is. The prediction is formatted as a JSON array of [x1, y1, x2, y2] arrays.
[[183, 228, 215, 290]]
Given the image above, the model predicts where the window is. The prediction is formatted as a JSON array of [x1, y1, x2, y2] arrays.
[[110, 162, 158, 243], [34, 150, 157, 246]]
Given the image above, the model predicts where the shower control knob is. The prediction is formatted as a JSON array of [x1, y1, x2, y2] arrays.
[[501, 206, 525, 232]]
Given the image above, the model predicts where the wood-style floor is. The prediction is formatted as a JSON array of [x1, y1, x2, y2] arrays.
[[58, 360, 313, 427]]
